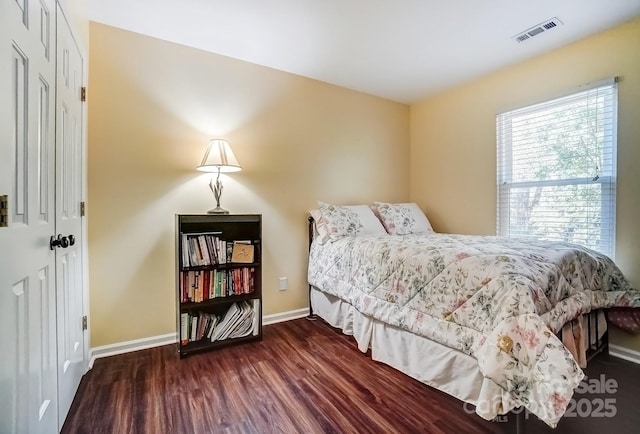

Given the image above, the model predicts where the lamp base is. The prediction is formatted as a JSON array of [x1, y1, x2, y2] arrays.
[[207, 206, 229, 215]]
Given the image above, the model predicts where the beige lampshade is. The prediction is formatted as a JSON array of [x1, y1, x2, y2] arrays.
[[196, 139, 242, 173]]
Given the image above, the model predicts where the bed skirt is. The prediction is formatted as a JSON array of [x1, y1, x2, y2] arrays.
[[310, 287, 518, 421]]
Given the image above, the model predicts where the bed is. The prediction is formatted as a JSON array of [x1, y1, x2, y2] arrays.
[[306, 202, 640, 429]]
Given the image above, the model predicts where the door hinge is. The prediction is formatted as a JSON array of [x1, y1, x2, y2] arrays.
[[81, 86, 86, 102], [80, 201, 85, 217], [0, 195, 7, 227], [82, 316, 88, 331]]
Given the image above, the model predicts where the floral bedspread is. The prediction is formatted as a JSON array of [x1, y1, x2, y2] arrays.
[[307, 233, 639, 426]]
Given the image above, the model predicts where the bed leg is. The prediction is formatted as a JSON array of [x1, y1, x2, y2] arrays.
[[306, 284, 317, 321], [516, 409, 526, 434], [307, 215, 318, 321]]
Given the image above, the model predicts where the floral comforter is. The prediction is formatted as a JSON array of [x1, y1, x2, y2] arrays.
[[307, 233, 639, 426]]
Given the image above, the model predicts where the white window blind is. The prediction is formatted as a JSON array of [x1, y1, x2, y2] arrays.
[[497, 79, 617, 257]]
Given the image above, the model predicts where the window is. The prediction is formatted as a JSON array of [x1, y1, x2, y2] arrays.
[[497, 79, 617, 257]]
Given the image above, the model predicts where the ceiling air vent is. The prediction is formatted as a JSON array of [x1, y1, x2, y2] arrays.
[[513, 17, 563, 43]]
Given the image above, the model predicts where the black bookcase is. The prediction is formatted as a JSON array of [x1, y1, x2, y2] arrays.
[[175, 214, 262, 357]]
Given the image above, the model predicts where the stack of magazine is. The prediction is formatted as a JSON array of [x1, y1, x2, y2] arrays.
[[210, 300, 260, 341], [181, 300, 260, 344]]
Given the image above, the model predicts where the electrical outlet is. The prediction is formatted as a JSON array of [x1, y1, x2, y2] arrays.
[[279, 277, 288, 291]]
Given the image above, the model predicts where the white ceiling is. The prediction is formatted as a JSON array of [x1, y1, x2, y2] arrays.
[[88, 0, 640, 104]]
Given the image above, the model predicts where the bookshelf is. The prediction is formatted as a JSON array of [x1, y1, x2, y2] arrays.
[[176, 214, 262, 357]]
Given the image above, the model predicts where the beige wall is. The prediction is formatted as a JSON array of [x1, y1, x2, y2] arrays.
[[410, 18, 640, 351], [87, 23, 409, 347]]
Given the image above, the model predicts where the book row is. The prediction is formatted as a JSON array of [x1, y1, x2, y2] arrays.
[[180, 268, 256, 303], [181, 232, 256, 268], [180, 300, 260, 344]]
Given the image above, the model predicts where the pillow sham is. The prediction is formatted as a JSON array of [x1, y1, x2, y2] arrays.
[[370, 202, 434, 235], [315, 202, 387, 243]]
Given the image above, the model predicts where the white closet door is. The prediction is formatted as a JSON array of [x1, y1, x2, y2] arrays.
[[55, 5, 86, 428], [0, 1, 58, 433]]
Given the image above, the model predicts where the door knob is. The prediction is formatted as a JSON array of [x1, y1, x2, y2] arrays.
[[50, 234, 73, 250]]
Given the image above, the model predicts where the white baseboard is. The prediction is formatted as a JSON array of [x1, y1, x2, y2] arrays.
[[89, 332, 177, 368], [609, 344, 640, 365], [88, 308, 311, 368], [263, 307, 310, 325]]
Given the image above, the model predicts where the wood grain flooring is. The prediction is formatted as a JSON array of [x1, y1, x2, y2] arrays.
[[62, 318, 640, 434]]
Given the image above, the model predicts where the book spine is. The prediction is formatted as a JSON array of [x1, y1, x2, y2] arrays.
[[190, 315, 197, 342], [181, 234, 189, 268], [198, 236, 210, 266], [180, 312, 189, 345]]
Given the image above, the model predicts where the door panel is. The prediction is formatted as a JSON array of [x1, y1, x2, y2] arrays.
[[32, 266, 57, 426], [11, 45, 28, 225], [38, 77, 52, 222], [0, 1, 58, 433]]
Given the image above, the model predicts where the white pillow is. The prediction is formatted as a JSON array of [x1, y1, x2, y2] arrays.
[[315, 201, 387, 243], [370, 202, 433, 235]]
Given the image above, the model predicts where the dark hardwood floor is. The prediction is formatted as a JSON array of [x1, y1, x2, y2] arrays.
[[62, 318, 639, 434]]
